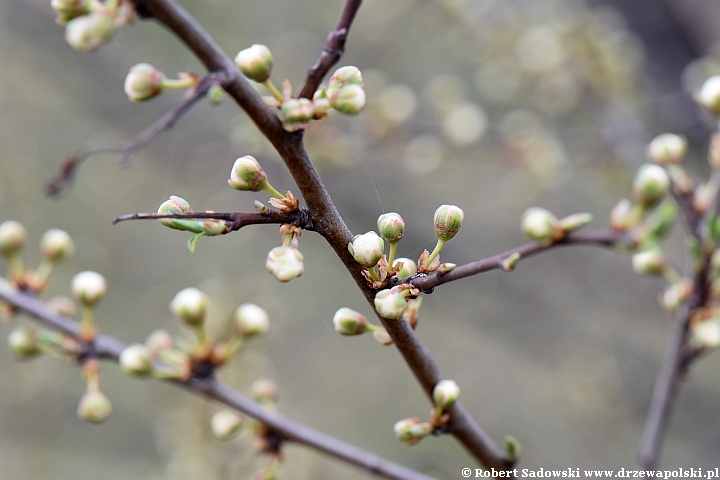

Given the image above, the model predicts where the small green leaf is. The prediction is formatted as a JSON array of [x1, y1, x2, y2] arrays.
[[187, 233, 205, 253]]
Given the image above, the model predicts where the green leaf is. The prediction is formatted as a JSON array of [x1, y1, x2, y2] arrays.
[[187, 232, 205, 253]]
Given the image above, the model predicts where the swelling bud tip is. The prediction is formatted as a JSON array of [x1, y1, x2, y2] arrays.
[[235, 303, 270, 337], [211, 409, 244, 440], [647, 133, 687, 166], [78, 389, 112, 423], [266, 246, 304, 282], [124, 63, 166, 102], [65, 11, 116, 52], [377, 213, 405, 244], [348, 231, 385, 268], [170, 287, 208, 327], [234, 44, 273, 83], [433, 379, 460, 409], [632, 164, 669, 208], [434, 205, 464, 241], [332, 307, 369, 335], [40, 229, 75, 262], [71, 271, 106, 308], [521, 207, 558, 244], [0, 220, 27, 257], [228, 156, 268, 192], [119, 344, 152, 376]]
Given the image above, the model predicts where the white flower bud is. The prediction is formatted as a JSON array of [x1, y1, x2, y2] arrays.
[[394, 258, 417, 279], [332, 307, 369, 335], [348, 231, 384, 268], [78, 389, 112, 423], [632, 246, 666, 276], [377, 213, 405, 244], [661, 281, 691, 312], [647, 133, 687, 165], [124, 63, 166, 102], [65, 11, 116, 52], [40, 229, 75, 262], [372, 329, 393, 345], [234, 44, 273, 83], [170, 287, 208, 327], [0, 220, 27, 258], [434, 205, 464, 241], [632, 164, 669, 208], [235, 303, 270, 337], [691, 320, 720, 349], [329, 84, 366, 115], [119, 344, 152, 376], [266, 246, 304, 282], [393, 417, 432, 445], [433, 379, 460, 409], [250, 379, 279, 403], [71, 271, 106, 308], [374, 288, 408, 320], [521, 207, 558, 243], [697, 76, 720, 115], [211, 409, 244, 440], [228, 156, 268, 191], [7, 326, 41, 360]]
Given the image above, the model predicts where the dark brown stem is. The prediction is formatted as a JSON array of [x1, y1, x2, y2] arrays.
[[45, 74, 223, 197], [297, 0, 364, 99], [0, 287, 434, 480]]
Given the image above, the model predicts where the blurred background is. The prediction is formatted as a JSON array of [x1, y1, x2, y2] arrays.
[[2, 0, 720, 478]]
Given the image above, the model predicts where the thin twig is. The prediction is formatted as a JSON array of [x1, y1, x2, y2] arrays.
[[45, 73, 224, 197], [0, 286, 434, 480], [298, 0, 364, 99]]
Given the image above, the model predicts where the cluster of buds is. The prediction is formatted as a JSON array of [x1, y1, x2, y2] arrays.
[[52, 0, 136, 52], [394, 379, 460, 445], [123, 63, 199, 102], [234, 44, 366, 132], [332, 297, 423, 347], [156, 196, 232, 252], [520, 208, 593, 245]]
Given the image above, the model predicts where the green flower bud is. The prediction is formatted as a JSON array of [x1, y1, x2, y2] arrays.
[[234, 44, 273, 83], [7, 325, 41, 360], [647, 133, 687, 166], [434, 205, 464, 241], [691, 320, 720, 349], [281, 98, 315, 124], [332, 307, 369, 335], [65, 11, 116, 52], [0, 220, 27, 258], [329, 84, 366, 115], [644, 200, 677, 241], [348, 231, 384, 268], [266, 246, 304, 282], [210, 409, 244, 440], [632, 164, 669, 208], [632, 246, 666, 276], [51, 0, 91, 24], [394, 258, 417, 278], [78, 389, 112, 423], [157, 196, 196, 231], [119, 344, 152, 376], [40, 228, 75, 262], [697, 76, 720, 115], [374, 287, 408, 320], [228, 155, 268, 192], [433, 379, 460, 410], [505, 435, 521, 463], [377, 213, 405, 244], [326, 66, 363, 98], [312, 89, 331, 119], [250, 379, 279, 403], [71, 271, 106, 308], [521, 207, 558, 243], [235, 303, 270, 337], [393, 417, 432, 445], [124, 63, 166, 102], [170, 287, 208, 327]]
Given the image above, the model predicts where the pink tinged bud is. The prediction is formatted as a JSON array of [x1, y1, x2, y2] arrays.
[[72, 271, 106, 308], [281, 98, 315, 124], [145, 329, 174, 356], [647, 133, 687, 166], [7, 326, 41, 360], [329, 84, 366, 115], [632, 164, 669, 208], [119, 344, 152, 376], [434, 205, 464, 241], [170, 287, 208, 327], [47, 296, 76, 317], [632, 246, 666, 276], [332, 307, 369, 335], [40, 228, 75, 262], [250, 379, 279, 403], [394, 258, 417, 278], [327, 66, 363, 98], [124, 63, 166, 102], [374, 288, 408, 320], [377, 213, 405, 243], [521, 207, 558, 243], [348, 231, 384, 268], [393, 417, 432, 445], [691, 320, 720, 349], [228, 156, 268, 191], [78, 389, 112, 423], [211, 409, 244, 440], [235, 303, 270, 337], [0, 220, 27, 257], [697, 76, 720, 115], [234, 44, 274, 83], [65, 11, 116, 52], [266, 246, 304, 282], [433, 379, 460, 409]]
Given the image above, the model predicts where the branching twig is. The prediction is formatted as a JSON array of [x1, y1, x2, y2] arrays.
[[298, 0, 364, 99], [0, 286, 434, 480], [45, 73, 224, 197]]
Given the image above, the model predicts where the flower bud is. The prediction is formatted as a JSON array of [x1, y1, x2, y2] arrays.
[[158, 195, 195, 230], [393, 417, 432, 445], [632, 246, 666, 276], [234, 44, 273, 83], [521, 207, 558, 243], [119, 344, 152, 376], [71, 271, 106, 308], [644, 201, 677, 241], [332, 307, 369, 335], [0, 220, 27, 258], [327, 66, 363, 98], [661, 281, 691, 312], [7, 326, 41, 360], [697, 75, 720, 115], [632, 164, 669, 208], [557, 213, 592, 234], [228, 156, 268, 192], [250, 379, 279, 403], [313, 89, 331, 119], [170, 287, 208, 327], [373, 329, 393, 345], [124, 63, 166, 102], [281, 98, 315, 124], [691, 320, 720, 349], [329, 84, 366, 115], [235, 303, 270, 337], [145, 329, 174, 356], [377, 213, 405, 244], [47, 296, 77, 317], [434, 205, 464, 241], [65, 11, 116, 52], [266, 246, 304, 282], [40, 229, 75, 262], [433, 379, 460, 410], [374, 287, 408, 320], [394, 258, 417, 278], [78, 389, 112, 423], [211, 409, 244, 440], [51, 0, 92, 24], [647, 133, 687, 166], [610, 198, 637, 232], [348, 231, 384, 268]]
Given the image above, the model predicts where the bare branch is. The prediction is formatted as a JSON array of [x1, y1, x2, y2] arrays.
[[298, 0, 364, 99], [45, 73, 224, 197]]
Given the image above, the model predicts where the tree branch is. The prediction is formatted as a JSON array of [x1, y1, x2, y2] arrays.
[[0, 286, 434, 480]]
